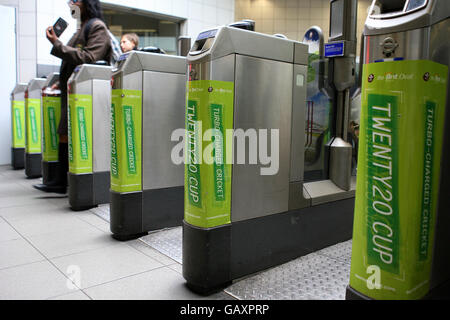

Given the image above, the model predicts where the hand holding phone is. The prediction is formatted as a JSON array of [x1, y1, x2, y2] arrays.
[[53, 17, 68, 37]]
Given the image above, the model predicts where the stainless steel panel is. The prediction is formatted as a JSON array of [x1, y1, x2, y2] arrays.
[[92, 79, 112, 173], [28, 79, 46, 99], [364, 27, 430, 63], [289, 64, 310, 210], [304, 178, 356, 206], [120, 51, 186, 76], [178, 37, 191, 57], [429, 18, 450, 291], [365, 0, 449, 35], [72, 64, 112, 83], [294, 42, 309, 66], [188, 26, 297, 65], [189, 54, 235, 82], [231, 55, 293, 223], [142, 71, 186, 190], [430, 18, 450, 66], [289, 182, 312, 210], [70, 80, 92, 96], [12, 84, 27, 101], [122, 71, 143, 91], [290, 64, 308, 183]]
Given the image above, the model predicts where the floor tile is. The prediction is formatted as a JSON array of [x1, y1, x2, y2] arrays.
[[168, 263, 183, 275], [26, 225, 117, 259], [0, 203, 60, 221], [0, 238, 45, 270], [48, 290, 91, 300], [0, 194, 57, 210], [52, 243, 164, 289], [8, 214, 95, 237], [0, 261, 74, 300], [76, 211, 110, 227], [0, 218, 21, 242], [0, 183, 30, 197], [84, 267, 231, 300]]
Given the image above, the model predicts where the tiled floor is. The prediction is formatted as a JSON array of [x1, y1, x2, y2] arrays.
[[0, 165, 234, 300]]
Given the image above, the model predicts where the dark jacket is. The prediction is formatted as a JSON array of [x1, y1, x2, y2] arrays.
[[51, 19, 112, 135]]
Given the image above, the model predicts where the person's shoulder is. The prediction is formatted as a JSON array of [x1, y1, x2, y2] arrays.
[[90, 18, 108, 30]]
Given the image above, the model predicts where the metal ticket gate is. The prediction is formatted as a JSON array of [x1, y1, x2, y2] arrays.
[[67, 64, 112, 211], [25, 78, 46, 179], [182, 22, 359, 294], [41, 72, 61, 185], [347, 0, 450, 300], [11, 83, 28, 170], [110, 51, 186, 241]]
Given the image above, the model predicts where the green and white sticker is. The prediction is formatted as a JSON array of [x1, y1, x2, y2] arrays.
[[185, 80, 234, 229], [68, 94, 93, 174], [110, 89, 142, 193], [42, 96, 61, 162], [25, 98, 42, 154], [12, 100, 25, 149], [350, 60, 448, 300]]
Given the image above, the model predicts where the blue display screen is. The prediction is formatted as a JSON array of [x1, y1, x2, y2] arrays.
[[197, 29, 218, 41], [118, 53, 131, 62], [324, 42, 345, 58], [406, 0, 427, 11]]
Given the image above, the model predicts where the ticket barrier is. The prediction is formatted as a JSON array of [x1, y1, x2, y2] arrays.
[[182, 24, 356, 294], [347, 0, 450, 300], [25, 78, 46, 179], [67, 64, 113, 211], [10, 83, 28, 170], [110, 51, 186, 241], [41, 72, 62, 185]]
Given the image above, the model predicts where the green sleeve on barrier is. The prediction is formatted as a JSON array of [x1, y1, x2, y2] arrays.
[[12, 100, 25, 149], [349, 60, 448, 300], [185, 80, 234, 229], [110, 89, 142, 193], [68, 94, 93, 174], [25, 98, 42, 154], [42, 96, 61, 162]]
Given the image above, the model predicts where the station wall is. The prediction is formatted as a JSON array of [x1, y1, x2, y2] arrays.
[[0, 0, 235, 83], [235, 0, 372, 53]]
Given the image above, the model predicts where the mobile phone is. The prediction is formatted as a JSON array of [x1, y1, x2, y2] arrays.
[[53, 17, 68, 37]]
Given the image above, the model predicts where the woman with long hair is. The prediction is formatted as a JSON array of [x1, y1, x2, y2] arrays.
[[34, 0, 111, 194]]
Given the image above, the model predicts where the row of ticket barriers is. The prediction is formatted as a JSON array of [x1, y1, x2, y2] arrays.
[[8, 0, 450, 300]]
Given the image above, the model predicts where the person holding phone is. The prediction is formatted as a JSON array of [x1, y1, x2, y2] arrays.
[[34, 0, 112, 194]]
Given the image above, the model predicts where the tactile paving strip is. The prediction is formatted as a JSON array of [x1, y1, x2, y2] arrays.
[[225, 241, 352, 300], [90, 205, 111, 223], [139, 227, 183, 264], [316, 240, 353, 265], [88, 205, 184, 264]]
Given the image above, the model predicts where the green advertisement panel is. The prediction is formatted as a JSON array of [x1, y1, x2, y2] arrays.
[[68, 94, 93, 174], [110, 89, 142, 193], [350, 60, 448, 300], [25, 98, 42, 154], [42, 96, 61, 162], [11, 100, 25, 148], [185, 80, 234, 229]]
